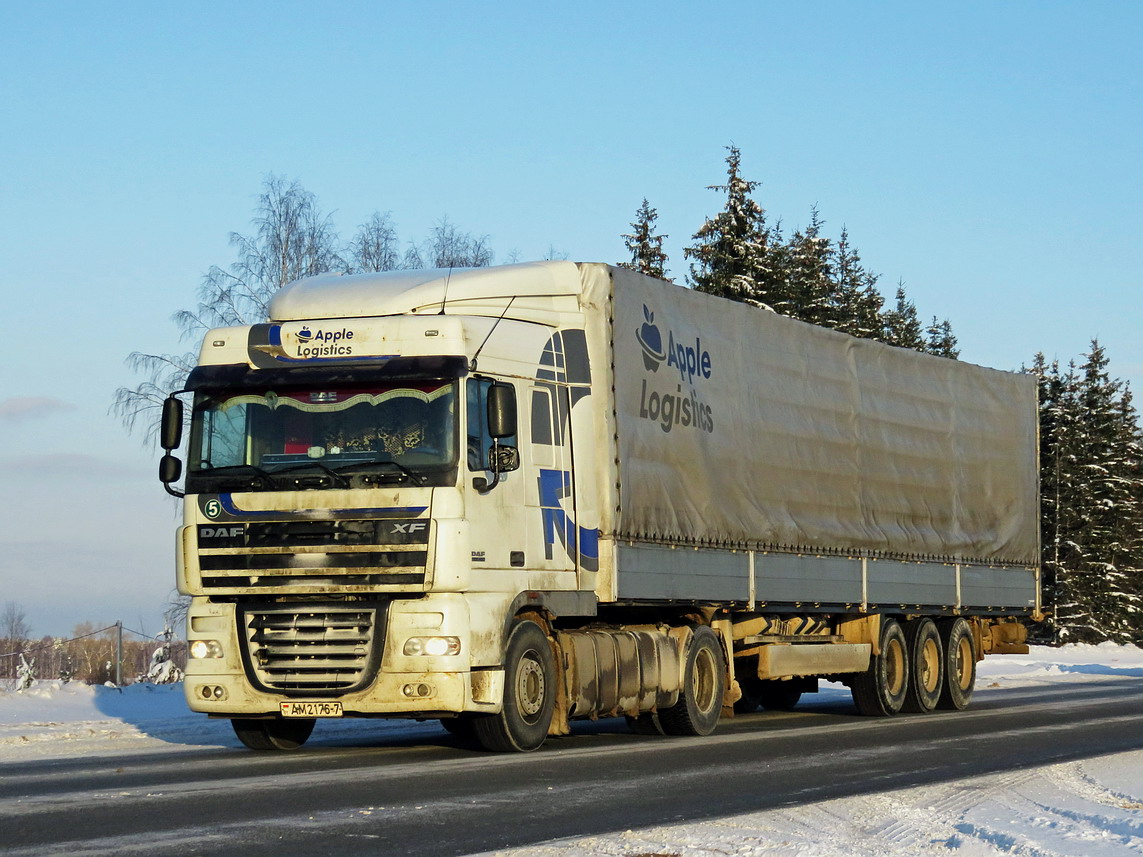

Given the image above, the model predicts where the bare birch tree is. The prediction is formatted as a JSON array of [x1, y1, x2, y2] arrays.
[[113, 178, 497, 442], [113, 175, 345, 439]]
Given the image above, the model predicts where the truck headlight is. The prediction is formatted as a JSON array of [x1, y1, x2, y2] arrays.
[[403, 636, 461, 656], [189, 639, 224, 659]]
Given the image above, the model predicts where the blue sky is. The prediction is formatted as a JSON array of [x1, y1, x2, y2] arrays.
[[2, 2, 1140, 637]]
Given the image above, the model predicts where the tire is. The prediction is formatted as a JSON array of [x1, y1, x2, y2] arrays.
[[734, 673, 763, 713], [231, 717, 315, 751], [851, 618, 909, 716], [901, 618, 943, 713], [472, 619, 556, 752], [737, 674, 803, 712], [936, 617, 976, 710], [659, 626, 726, 737], [757, 682, 803, 711]]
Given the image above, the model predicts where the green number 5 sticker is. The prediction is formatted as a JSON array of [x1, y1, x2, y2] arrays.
[[204, 498, 223, 519]]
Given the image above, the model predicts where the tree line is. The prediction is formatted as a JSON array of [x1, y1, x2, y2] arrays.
[[621, 146, 958, 358], [113, 151, 1142, 646], [1, 603, 184, 686]]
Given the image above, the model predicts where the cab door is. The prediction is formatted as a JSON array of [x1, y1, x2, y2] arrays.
[[464, 376, 529, 574]]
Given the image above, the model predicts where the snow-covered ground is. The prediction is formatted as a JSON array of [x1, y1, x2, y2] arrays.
[[3, 644, 1142, 856]]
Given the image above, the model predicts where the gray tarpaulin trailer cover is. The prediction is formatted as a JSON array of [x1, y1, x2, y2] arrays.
[[577, 264, 1039, 611]]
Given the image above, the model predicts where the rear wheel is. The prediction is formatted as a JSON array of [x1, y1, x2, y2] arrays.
[[231, 717, 315, 751], [659, 626, 726, 737], [472, 619, 556, 752], [851, 618, 909, 716], [902, 618, 943, 713], [937, 618, 976, 710]]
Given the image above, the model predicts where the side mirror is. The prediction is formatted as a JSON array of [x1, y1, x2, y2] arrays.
[[159, 454, 183, 484], [487, 383, 517, 439], [487, 445, 520, 473], [161, 396, 184, 451], [159, 453, 184, 497]]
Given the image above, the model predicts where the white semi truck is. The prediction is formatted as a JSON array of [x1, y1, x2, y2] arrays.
[[158, 261, 1040, 751]]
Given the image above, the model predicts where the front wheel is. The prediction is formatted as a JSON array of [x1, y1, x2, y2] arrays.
[[231, 717, 315, 751], [659, 626, 726, 737], [472, 619, 556, 752]]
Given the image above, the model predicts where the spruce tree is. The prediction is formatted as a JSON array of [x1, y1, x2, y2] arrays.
[[1072, 342, 1142, 642], [880, 283, 924, 351], [830, 228, 884, 340], [1112, 387, 1143, 642], [784, 206, 834, 325], [924, 317, 960, 359], [686, 146, 782, 306], [1035, 356, 1086, 640], [619, 198, 669, 279], [1033, 345, 1143, 644]]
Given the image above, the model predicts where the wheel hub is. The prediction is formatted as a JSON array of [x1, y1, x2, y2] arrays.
[[516, 654, 545, 717]]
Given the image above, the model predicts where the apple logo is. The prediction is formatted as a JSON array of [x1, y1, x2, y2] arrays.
[[636, 305, 666, 371]]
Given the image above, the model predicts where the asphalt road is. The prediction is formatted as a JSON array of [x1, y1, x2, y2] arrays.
[[4, 678, 1142, 857]]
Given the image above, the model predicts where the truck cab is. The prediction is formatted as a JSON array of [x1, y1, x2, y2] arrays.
[[163, 262, 604, 750]]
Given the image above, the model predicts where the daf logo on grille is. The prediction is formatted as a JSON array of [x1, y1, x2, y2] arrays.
[[200, 526, 244, 538]]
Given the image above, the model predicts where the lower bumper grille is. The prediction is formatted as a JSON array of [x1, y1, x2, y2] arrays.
[[239, 603, 386, 695]]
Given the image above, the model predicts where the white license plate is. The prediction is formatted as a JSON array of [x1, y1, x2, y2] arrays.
[[280, 701, 343, 718]]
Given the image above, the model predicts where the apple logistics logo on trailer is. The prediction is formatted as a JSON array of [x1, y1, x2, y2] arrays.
[[636, 305, 715, 434]]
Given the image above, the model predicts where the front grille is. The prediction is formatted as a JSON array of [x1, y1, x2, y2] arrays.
[[198, 518, 429, 591], [239, 603, 386, 695]]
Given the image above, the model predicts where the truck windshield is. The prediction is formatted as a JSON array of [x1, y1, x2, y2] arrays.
[[186, 381, 457, 491]]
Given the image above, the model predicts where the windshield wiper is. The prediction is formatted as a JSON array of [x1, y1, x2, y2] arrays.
[[271, 461, 352, 488], [194, 463, 277, 490], [336, 460, 426, 486]]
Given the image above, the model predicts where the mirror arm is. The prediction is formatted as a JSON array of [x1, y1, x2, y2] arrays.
[[474, 439, 502, 494]]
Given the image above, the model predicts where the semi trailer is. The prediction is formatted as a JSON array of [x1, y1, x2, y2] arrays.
[[158, 261, 1040, 751]]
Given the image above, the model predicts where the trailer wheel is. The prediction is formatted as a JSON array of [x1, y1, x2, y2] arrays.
[[851, 618, 909, 716], [901, 618, 943, 713], [231, 717, 315, 751], [936, 618, 976, 710], [472, 619, 556, 752], [659, 626, 725, 737]]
